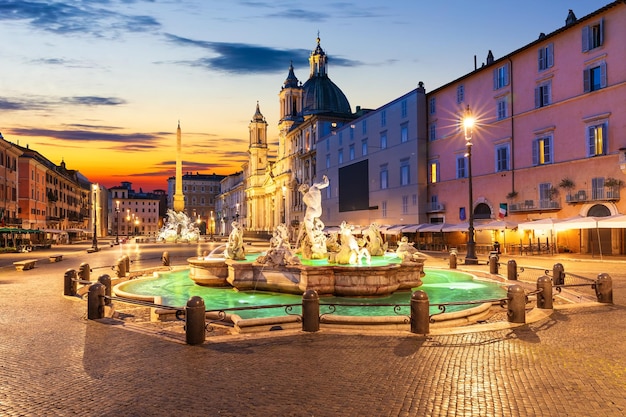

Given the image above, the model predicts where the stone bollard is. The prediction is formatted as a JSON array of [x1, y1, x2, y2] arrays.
[[302, 290, 320, 332], [536, 275, 553, 309], [594, 273, 613, 304], [489, 255, 499, 274], [185, 296, 206, 345], [63, 269, 78, 296], [552, 263, 565, 286], [507, 285, 526, 324], [78, 262, 91, 283], [162, 251, 170, 266], [87, 282, 105, 320], [449, 251, 457, 269], [507, 259, 518, 281], [123, 255, 130, 273], [116, 257, 127, 278], [98, 274, 112, 306], [411, 290, 430, 334]]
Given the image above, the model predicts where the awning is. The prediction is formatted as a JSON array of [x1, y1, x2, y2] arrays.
[[401, 224, 425, 233], [474, 220, 518, 230], [418, 223, 450, 233], [597, 214, 626, 228], [518, 218, 562, 231], [442, 222, 470, 232], [553, 215, 601, 231], [382, 225, 407, 234]]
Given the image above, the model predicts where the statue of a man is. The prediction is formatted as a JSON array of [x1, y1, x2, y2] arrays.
[[296, 176, 329, 255]]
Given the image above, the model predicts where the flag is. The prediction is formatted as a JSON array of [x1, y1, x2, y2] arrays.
[[459, 207, 466, 221], [498, 203, 507, 219]]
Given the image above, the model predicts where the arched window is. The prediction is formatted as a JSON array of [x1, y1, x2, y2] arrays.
[[587, 204, 611, 217], [474, 203, 492, 219]]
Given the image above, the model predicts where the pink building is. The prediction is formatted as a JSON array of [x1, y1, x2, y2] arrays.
[[426, 2, 626, 255]]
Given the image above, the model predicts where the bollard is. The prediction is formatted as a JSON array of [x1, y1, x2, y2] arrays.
[[123, 255, 130, 273], [78, 262, 91, 282], [594, 273, 613, 304], [98, 274, 112, 306], [162, 251, 170, 266], [116, 257, 127, 278], [302, 290, 320, 332], [449, 251, 457, 269], [87, 282, 105, 320], [536, 275, 553, 309], [489, 255, 499, 274], [185, 296, 206, 345], [552, 263, 565, 286], [507, 259, 517, 281], [63, 269, 78, 296], [410, 290, 430, 334], [507, 285, 526, 324]]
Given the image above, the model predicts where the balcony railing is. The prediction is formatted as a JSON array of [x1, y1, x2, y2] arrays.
[[565, 188, 620, 204], [509, 199, 560, 213], [425, 202, 445, 213]]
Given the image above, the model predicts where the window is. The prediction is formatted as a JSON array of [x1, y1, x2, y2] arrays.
[[429, 97, 435, 114], [493, 63, 510, 90], [582, 18, 604, 52], [584, 62, 607, 92], [592, 177, 605, 200], [325, 154, 330, 169], [381, 200, 387, 218], [429, 160, 439, 184], [381, 110, 386, 127], [587, 122, 607, 156], [338, 149, 343, 164], [497, 97, 508, 120], [349, 127, 354, 141], [495, 143, 510, 172], [362, 120, 367, 135], [457, 85, 464, 103], [361, 139, 368, 156], [401, 100, 408, 118], [429, 123, 436, 141], [338, 132, 343, 146], [533, 136, 553, 165], [349, 144, 355, 161], [380, 165, 388, 190], [401, 124, 408, 143], [535, 81, 551, 108], [402, 195, 409, 214], [538, 43, 554, 71], [412, 194, 417, 206], [456, 155, 467, 179], [380, 132, 387, 149], [539, 182, 553, 207], [400, 159, 410, 186]]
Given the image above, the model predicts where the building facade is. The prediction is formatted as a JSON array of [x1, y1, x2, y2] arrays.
[[0, 133, 22, 228], [426, 1, 626, 254], [109, 182, 161, 237], [166, 173, 225, 234]]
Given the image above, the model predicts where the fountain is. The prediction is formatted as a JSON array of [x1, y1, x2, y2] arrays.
[[157, 209, 201, 243], [184, 177, 425, 296]]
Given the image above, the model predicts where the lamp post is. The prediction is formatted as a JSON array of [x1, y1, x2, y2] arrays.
[[126, 209, 131, 238], [134, 218, 139, 236], [210, 210, 214, 240], [463, 106, 477, 265], [115, 200, 120, 245], [281, 185, 286, 224], [91, 184, 99, 252]]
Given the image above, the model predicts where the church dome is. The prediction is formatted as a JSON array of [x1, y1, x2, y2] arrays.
[[301, 36, 352, 116], [302, 76, 351, 115]]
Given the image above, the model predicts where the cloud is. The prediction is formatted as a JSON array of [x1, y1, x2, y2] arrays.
[[0, 95, 126, 112], [164, 34, 361, 74], [0, 0, 160, 37], [7, 127, 162, 148]]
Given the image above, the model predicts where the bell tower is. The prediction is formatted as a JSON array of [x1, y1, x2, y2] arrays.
[[248, 102, 268, 175]]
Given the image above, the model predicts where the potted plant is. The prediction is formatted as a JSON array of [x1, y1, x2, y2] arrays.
[[506, 190, 518, 200], [605, 177, 624, 199], [559, 178, 575, 201]]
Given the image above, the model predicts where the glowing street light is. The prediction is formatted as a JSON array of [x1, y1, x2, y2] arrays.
[[463, 105, 477, 265], [91, 184, 99, 252]]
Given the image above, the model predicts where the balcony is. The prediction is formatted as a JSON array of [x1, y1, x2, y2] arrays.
[[565, 188, 620, 204], [509, 199, 560, 213], [425, 202, 445, 213]]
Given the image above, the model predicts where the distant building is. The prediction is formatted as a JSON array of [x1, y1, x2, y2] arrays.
[[108, 182, 161, 237], [215, 172, 244, 236], [166, 173, 225, 234], [0, 133, 22, 227]]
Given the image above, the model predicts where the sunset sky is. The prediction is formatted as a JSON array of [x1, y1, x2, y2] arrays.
[[0, 0, 609, 192]]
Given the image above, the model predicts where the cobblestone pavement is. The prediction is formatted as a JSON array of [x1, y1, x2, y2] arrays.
[[1, 241, 626, 416]]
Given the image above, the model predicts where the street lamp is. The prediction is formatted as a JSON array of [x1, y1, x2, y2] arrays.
[[210, 210, 214, 240], [91, 184, 99, 252], [126, 209, 131, 238], [281, 185, 286, 224], [115, 200, 120, 245], [463, 105, 477, 265], [134, 218, 139, 236]]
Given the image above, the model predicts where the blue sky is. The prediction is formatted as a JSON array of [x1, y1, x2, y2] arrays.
[[0, 0, 611, 190]]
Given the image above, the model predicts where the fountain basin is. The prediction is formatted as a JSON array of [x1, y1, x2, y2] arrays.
[[188, 255, 424, 296]]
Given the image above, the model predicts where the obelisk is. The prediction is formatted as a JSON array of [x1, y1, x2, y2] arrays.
[[173, 121, 185, 212]]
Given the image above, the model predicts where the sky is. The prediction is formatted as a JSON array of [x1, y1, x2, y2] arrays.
[[0, 0, 611, 192]]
